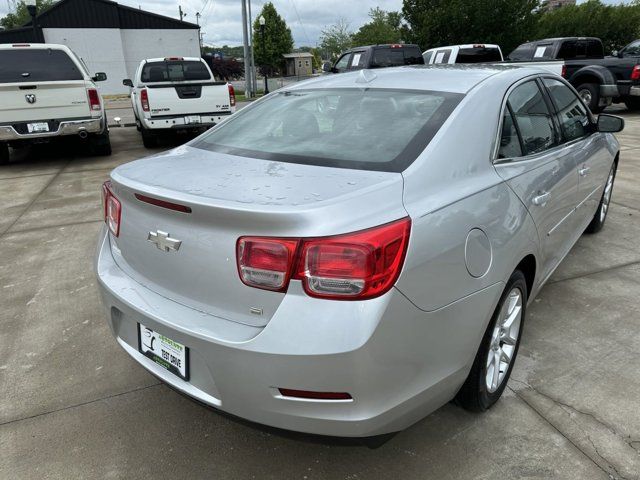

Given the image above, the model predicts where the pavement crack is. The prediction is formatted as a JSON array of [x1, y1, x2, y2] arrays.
[[0, 382, 162, 428], [547, 259, 640, 285]]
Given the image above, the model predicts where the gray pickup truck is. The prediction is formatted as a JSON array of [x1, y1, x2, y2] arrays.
[[508, 37, 640, 112]]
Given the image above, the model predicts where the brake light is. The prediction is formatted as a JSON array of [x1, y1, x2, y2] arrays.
[[631, 65, 640, 81], [164, 57, 184, 61], [87, 88, 101, 111], [236, 218, 411, 300], [140, 88, 150, 112], [101, 181, 121, 237], [390, 44, 403, 49], [12, 44, 31, 47], [561, 65, 567, 77], [228, 84, 236, 107]]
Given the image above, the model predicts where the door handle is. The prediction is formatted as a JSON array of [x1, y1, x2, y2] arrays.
[[532, 191, 551, 206], [579, 166, 590, 176]]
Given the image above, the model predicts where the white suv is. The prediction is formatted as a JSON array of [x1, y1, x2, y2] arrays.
[[0, 43, 111, 164]]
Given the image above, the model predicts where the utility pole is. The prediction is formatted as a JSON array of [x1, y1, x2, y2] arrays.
[[178, 5, 185, 21], [247, 0, 258, 96], [241, 0, 253, 98]]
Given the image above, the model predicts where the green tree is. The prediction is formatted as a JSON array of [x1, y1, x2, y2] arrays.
[[319, 18, 353, 59], [352, 8, 404, 46], [252, 2, 294, 75], [536, 0, 640, 53], [0, 0, 56, 29], [402, 0, 539, 55]]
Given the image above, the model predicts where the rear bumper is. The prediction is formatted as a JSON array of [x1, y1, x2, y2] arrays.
[[629, 86, 640, 97], [0, 117, 103, 142], [95, 226, 502, 437], [142, 113, 232, 130], [600, 84, 618, 99]]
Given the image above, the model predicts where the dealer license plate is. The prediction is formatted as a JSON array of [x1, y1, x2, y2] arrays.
[[27, 122, 49, 133], [185, 115, 201, 124], [138, 323, 189, 380]]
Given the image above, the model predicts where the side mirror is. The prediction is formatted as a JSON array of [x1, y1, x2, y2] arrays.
[[122, 78, 134, 88], [597, 114, 624, 133], [321, 61, 333, 73], [93, 72, 107, 82]]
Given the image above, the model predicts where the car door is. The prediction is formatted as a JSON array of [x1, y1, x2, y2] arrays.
[[493, 79, 581, 282], [542, 77, 613, 230]]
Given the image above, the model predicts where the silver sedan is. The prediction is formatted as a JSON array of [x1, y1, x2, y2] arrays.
[[95, 65, 623, 437]]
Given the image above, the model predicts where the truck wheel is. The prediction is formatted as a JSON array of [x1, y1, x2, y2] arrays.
[[624, 98, 640, 111], [141, 127, 158, 148], [0, 142, 9, 164], [89, 131, 112, 156], [576, 83, 602, 113]]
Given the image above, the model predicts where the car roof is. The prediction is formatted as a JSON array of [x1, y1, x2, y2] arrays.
[[0, 42, 72, 51], [425, 44, 501, 52], [520, 37, 601, 45], [345, 44, 420, 52], [287, 64, 539, 95]]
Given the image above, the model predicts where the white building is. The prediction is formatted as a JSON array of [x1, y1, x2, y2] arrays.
[[0, 0, 201, 94]]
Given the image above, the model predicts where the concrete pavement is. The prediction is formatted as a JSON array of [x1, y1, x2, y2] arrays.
[[1, 116, 639, 479]]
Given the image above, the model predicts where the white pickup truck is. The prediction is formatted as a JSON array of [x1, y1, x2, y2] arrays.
[[123, 57, 236, 148], [0, 43, 111, 164]]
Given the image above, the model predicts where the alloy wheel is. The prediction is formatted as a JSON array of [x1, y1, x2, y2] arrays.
[[600, 168, 614, 223], [485, 287, 523, 393]]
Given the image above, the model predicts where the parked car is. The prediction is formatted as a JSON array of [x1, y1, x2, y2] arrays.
[[0, 43, 110, 164], [123, 57, 236, 148], [96, 65, 622, 438], [322, 44, 424, 74], [507, 37, 640, 112], [423, 44, 503, 64]]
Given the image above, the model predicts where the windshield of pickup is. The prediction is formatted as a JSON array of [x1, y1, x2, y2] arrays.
[[0, 49, 82, 83], [194, 88, 463, 172], [141, 61, 211, 83]]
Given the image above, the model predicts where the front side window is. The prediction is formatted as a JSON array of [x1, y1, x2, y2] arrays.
[[543, 78, 591, 142], [508, 43, 535, 61], [333, 54, 351, 73], [622, 40, 640, 56], [507, 80, 557, 155], [194, 88, 464, 172]]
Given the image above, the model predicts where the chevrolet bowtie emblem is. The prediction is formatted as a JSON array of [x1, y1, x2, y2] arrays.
[[147, 230, 182, 252]]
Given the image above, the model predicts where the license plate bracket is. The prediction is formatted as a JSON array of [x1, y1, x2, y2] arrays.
[[138, 323, 189, 380]]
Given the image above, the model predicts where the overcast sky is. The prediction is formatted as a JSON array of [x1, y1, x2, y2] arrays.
[[0, 0, 626, 47]]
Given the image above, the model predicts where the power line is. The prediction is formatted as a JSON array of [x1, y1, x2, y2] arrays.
[[288, 0, 312, 46]]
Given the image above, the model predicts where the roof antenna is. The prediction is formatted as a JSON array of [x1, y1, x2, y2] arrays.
[[356, 69, 377, 84]]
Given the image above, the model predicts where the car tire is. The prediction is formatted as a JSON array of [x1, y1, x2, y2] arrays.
[[89, 131, 112, 156], [0, 142, 9, 164], [576, 83, 602, 113], [585, 162, 616, 234], [141, 127, 158, 148], [624, 97, 640, 111], [455, 270, 527, 412]]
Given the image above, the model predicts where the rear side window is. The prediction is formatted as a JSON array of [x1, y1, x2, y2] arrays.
[[456, 47, 502, 63], [507, 81, 557, 155], [585, 40, 603, 58], [350, 51, 366, 69], [141, 61, 211, 83], [371, 47, 423, 68], [498, 108, 523, 159], [0, 49, 82, 83], [195, 88, 464, 172], [543, 78, 591, 142], [558, 41, 577, 59], [433, 49, 452, 64], [533, 44, 555, 59]]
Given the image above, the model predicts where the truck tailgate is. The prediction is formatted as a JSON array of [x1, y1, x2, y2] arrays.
[[146, 82, 232, 117], [0, 81, 92, 123]]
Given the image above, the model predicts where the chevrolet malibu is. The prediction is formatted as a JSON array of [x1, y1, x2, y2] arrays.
[[95, 65, 623, 437]]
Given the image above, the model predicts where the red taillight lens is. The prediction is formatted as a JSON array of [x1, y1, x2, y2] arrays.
[[140, 88, 150, 112], [561, 65, 567, 78], [236, 218, 411, 300], [631, 65, 640, 81], [228, 84, 236, 107], [101, 181, 121, 237], [237, 238, 299, 291], [295, 218, 411, 300], [87, 88, 101, 111]]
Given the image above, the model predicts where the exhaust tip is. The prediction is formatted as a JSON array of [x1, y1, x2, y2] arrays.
[[78, 130, 88, 139]]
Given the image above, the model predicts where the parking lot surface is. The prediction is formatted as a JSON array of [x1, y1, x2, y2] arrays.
[[1, 114, 639, 479]]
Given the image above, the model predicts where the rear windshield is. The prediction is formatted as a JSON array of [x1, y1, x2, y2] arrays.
[[194, 88, 463, 172], [371, 47, 424, 68], [141, 61, 211, 83], [456, 47, 502, 63], [0, 49, 82, 83]]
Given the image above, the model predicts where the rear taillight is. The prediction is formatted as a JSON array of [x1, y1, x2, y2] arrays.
[[236, 218, 411, 300], [237, 238, 299, 291], [631, 65, 640, 81], [561, 65, 567, 77], [228, 84, 236, 107], [140, 88, 150, 112], [87, 88, 101, 111], [101, 181, 121, 237]]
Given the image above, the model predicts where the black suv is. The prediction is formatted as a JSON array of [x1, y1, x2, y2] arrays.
[[323, 44, 424, 74]]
